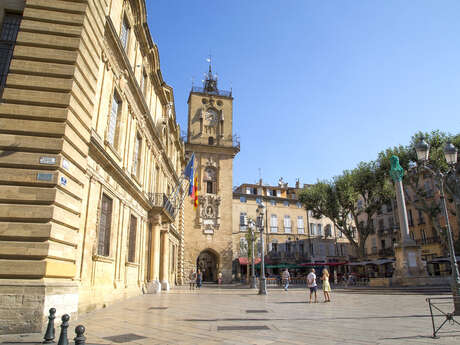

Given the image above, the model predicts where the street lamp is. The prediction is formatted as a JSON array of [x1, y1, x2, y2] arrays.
[[248, 218, 257, 289], [415, 138, 460, 315], [256, 202, 267, 295]]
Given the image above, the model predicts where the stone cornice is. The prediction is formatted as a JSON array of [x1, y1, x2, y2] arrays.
[[185, 143, 239, 157], [232, 192, 299, 203]]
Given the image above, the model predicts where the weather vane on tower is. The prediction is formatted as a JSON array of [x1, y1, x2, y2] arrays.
[[203, 54, 218, 93]]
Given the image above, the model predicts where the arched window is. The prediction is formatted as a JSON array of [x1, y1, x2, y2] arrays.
[[204, 167, 217, 194]]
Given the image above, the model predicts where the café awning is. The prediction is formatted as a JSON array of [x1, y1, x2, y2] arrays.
[[299, 262, 348, 267], [348, 259, 395, 266], [238, 257, 261, 265], [428, 256, 460, 264]]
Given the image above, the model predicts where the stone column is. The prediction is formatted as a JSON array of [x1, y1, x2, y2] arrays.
[[160, 228, 170, 291], [390, 155, 427, 283], [146, 214, 162, 293], [395, 179, 413, 245]]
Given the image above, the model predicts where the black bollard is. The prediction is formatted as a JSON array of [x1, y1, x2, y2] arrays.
[[56, 314, 70, 345], [74, 325, 86, 345], [43, 308, 56, 344]]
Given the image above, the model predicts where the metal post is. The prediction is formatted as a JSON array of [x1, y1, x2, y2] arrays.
[[43, 308, 56, 344], [439, 178, 460, 315], [57, 314, 70, 345], [74, 325, 86, 345], [258, 215, 267, 295], [250, 227, 257, 288]]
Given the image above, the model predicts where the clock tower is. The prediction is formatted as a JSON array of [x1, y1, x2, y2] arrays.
[[184, 62, 239, 283]]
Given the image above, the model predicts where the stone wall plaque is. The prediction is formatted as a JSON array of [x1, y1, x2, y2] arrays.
[[39, 157, 56, 165], [37, 173, 53, 181]]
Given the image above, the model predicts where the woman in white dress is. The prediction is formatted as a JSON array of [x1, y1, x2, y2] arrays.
[[321, 268, 332, 302]]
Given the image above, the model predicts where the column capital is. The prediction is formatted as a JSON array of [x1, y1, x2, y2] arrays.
[[161, 223, 170, 233], [151, 213, 162, 225]]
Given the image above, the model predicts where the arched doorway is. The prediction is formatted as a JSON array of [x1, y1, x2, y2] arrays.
[[197, 250, 218, 282]]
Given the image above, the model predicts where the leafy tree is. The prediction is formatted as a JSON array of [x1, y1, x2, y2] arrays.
[[241, 221, 258, 282], [299, 161, 393, 258]]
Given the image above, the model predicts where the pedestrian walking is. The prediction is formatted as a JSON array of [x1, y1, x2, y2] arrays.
[[321, 268, 332, 302], [196, 269, 203, 289], [282, 268, 290, 291], [307, 268, 318, 303], [218, 271, 223, 285], [189, 269, 196, 290]]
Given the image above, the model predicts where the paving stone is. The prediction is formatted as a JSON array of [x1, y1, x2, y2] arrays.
[[2, 287, 460, 344]]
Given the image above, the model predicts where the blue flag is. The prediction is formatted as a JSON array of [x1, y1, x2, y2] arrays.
[[184, 153, 195, 196]]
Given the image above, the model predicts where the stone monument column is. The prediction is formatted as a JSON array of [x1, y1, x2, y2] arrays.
[[160, 228, 170, 291], [390, 156, 427, 283]]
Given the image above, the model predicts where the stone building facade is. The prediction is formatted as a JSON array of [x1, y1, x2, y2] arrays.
[[363, 178, 460, 277], [183, 66, 239, 283], [0, 0, 185, 334], [232, 180, 351, 279]]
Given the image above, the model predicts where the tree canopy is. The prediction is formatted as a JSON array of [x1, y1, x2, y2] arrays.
[[299, 161, 393, 258], [299, 129, 460, 258]]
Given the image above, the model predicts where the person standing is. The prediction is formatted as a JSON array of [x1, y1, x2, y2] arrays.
[[196, 269, 203, 289], [218, 271, 223, 285], [321, 268, 332, 302], [307, 268, 318, 303], [189, 269, 196, 290], [282, 268, 290, 291]]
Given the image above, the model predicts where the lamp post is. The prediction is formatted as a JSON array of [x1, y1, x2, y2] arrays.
[[415, 139, 460, 315], [248, 219, 257, 289], [257, 202, 267, 295]]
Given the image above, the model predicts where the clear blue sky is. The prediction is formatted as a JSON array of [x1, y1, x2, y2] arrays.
[[146, 0, 460, 188]]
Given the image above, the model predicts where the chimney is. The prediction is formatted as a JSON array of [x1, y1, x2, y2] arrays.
[[259, 178, 263, 186], [295, 179, 300, 189]]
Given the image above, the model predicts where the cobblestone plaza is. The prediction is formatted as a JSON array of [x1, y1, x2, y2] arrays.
[[1, 286, 459, 345]]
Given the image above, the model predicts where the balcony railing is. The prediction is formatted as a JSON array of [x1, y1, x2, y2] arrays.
[[378, 248, 395, 256], [191, 86, 232, 97], [148, 193, 176, 221]]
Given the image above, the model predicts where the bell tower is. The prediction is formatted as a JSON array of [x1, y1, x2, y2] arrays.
[[184, 60, 239, 283]]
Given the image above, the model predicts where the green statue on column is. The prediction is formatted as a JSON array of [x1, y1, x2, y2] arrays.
[[389, 155, 404, 182]]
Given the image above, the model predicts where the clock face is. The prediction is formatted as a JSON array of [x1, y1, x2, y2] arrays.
[[205, 109, 217, 124]]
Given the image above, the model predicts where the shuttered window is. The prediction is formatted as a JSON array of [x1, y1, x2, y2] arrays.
[[270, 214, 278, 233], [132, 133, 141, 177], [108, 93, 121, 147], [239, 212, 247, 231], [297, 216, 304, 234], [128, 215, 137, 263], [284, 215, 291, 233], [0, 13, 22, 94], [98, 194, 113, 256]]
